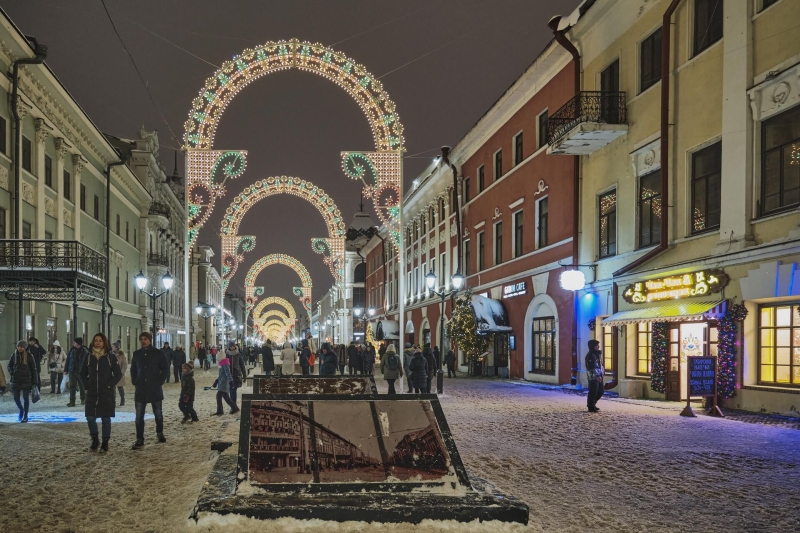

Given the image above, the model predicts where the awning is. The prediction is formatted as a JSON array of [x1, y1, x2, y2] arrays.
[[375, 320, 400, 340], [601, 300, 726, 327], [471, 295, 513, 334]]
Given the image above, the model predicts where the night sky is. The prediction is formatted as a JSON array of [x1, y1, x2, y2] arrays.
[[4, 0, 580, 322]]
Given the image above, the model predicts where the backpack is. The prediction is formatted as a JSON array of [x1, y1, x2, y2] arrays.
[[387, 354, 399, 371], [12, 353, 31, 383]]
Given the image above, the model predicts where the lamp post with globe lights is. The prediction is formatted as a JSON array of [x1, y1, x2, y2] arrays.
[[194, 304, 220, 346], [353, 305, 375, 341], [425, 268, 465, 394], [135, 270, 173, 336]]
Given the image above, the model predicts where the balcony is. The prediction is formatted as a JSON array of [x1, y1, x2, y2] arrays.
[[147, 253, 170, 269], [148, 201, 170, 224], [547, 91, 628, 156]]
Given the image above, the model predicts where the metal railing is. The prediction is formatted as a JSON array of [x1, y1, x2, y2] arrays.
[[548, 91, 627, 145], [0, 240, 106, 280], [148, 201, 171, 220], [147, 253, 170, 267]]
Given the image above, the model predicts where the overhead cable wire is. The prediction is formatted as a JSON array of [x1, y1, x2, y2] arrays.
[[377, 33, 467, 79], [329, 0, 446, 47]]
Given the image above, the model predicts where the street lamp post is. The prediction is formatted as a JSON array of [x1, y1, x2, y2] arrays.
[[353, 306, 376, 342], [425, 268, 465, 394], [135, 270, 173, 336], [194, 304, 218, 346]]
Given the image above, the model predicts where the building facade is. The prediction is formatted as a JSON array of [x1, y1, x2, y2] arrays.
[[190, 244, 223, 348]]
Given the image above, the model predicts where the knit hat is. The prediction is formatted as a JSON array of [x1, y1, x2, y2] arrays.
[[17, 340, 27, 348], [404, 342, 412, 348], [386, 344, 396, 354], [139, 331, 152, 342], [74, 337, 84, 346], [182, 363, 193, 372]]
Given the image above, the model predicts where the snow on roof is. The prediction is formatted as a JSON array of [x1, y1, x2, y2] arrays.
[[470, 295, 512, 334]]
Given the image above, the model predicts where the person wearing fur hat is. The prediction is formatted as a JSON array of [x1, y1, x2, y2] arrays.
[[8, 340, 38, 422], [47, 340, 66, 393], [81, 333, 122, 452], [65, 337, 88, 407], [179, 363, 199, 423]]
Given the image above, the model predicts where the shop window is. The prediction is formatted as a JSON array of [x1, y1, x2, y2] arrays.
[[494, 221, 503, 266], [694, 0, 723, 56], [691, 142, 722, 233], [44, 155, 53, 188], [599, 190, 617, 258], [761, 104, 800, 215], [531, 317, 556, 375], [758, 304, 800, 386], [637, 322, 652, 375], [537, 196, 548, 249], [601, 323, 614, 373], [514, 132, 523, 165], [639, 171, 662, 248], [478, 165, 485, 193], [640, 27, 662, 93], [538, 110, 549, 149]]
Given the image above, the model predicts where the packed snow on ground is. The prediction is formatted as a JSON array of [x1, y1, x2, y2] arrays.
[[1, 367, 799, 533]]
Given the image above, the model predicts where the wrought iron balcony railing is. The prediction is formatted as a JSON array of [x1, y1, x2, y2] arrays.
[[0, 240, 106, 281], [148, 201, 171, 220], [147, 253, 170, 268], [548, 91, 627, 145]]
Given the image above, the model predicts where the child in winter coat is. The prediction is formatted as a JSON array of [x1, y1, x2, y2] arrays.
[[179, 363, 199, 423], [212, 357, 239, 416]]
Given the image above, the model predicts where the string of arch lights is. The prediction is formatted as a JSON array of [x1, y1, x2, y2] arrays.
[[183, 39, 404, 253], [258, 309, 291, 326], [252, 296, 296, 326], [219, 176, 345, 290], [244, 253, 313, 315]]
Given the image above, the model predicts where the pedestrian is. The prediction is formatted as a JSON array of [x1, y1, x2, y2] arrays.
[[162, 342, 174, 383], [115, 349, 128, 406], [402, 343, 414, 393], [27, 337, 45, 382], [280, 342, 296, 376], [225, 342, 247, 403], [8, 340, 38, 422], [363, 344, 376, 376], [347, 341, 360, 375], [130, 331, 169, 450], [198, 345, 208, 371], [0, 358, 6, 395], [319, 343, 338, 376], [408, 349, 428, 394], [445, 350, 456, 378], [262, 341, 275, 376], [299, 339, 311, 376], [47, 340, 66, 394], [211, 345, 218, 364], [65, 337, 88, 407], [433, 346, 441, 370], [212, 356, 239, 415], [423, 347, 437, 394], [81, 333, 122, 452], [585, 339, 605, 413], [337, 344, 346, 375], [189, 343, 198, 366], [380, 344, 403, 394], [172, 345, 187, 384], [179, 363, 199, 423], [378, 342, 387, 361]]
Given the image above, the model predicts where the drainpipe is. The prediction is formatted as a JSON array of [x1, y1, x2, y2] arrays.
[[440, 146, 462, 267], [103, 156, 128, 336], [548, 16, 581, 385]]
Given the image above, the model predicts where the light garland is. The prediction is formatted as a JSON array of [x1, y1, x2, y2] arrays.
[[252, 296, 296, 326], [258, 310, 291, 326], [717, 303, 747, 399], [244, 253, 313, 314], [650, 322, 668, 393], [445, 290, 492, 373]]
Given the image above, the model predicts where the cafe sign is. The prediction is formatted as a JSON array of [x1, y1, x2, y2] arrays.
[[502, 282, 527, 299], [623, 269, 728, 304]]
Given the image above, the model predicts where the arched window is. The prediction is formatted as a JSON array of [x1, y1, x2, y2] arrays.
[[353, 262, 366, 283]]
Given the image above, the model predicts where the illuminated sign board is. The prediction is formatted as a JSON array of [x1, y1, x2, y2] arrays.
[[623, 270, 728, 304], [503, 282, 527, 298]]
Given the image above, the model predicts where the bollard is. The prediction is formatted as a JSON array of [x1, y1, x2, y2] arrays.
[[436, 369, 444, 395]]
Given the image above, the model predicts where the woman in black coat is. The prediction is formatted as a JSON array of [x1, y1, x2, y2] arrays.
[[81, 333, 122, 452], [8, 340, 39, 422], [409, 350, 428, 393]]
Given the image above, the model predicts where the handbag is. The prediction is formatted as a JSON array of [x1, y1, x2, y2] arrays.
[[31, 385, 40, 403]]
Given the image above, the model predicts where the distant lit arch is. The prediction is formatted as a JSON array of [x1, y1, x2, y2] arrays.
[[244, 254, 312, 315]]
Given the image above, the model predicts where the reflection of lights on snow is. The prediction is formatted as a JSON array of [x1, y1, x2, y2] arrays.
[[0, 412, 152, 424]]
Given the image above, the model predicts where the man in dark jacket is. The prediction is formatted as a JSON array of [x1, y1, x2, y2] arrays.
[[432, 346, 441, 370], [262, 341, 275, 376], [422, 347, 437, 394], [130, 331, 169, 449], [162, 342, 174, 383], [226, 342, 247, 403], [172, 346, 187, 383], [65, 338, 88, 407], [402, 343, 415, 393], [299, 339, 312, 376], [347, 341, 361, 375], [27, 337, 44, 380], [320, 343, 338, 376], [585, 340, 605, 413]]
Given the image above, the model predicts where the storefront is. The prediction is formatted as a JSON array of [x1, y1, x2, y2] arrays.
[[469, 294, 512, 377]]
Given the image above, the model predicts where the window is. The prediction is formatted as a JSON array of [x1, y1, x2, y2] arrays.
[[637, 322, 652, 375], [601, 323, 615, 374], [531, 317, 556, 375], [133, 229, 137, 248], [537, 197, 549, 249], [116, 214, 121, 235], [758, 304, 800, 385], [63, 170, 71, 201], [0, 207, 5, 238], [494, 150, 503, 180], [44, 155, 53, 188], [45, 231, 52, 240], [22, 221, 31, 239], [463, 177, 470, 203], [691, 142, 721, 233], [80, 184, 86, 211], [694, 0, 723, 55], [414, 221, 418, 240], [463, 239, 471, 276], [22, 136, 32, 172], [538, 111, 549, 149], [440, 198, 446, 220], [494, 221, 503, 266], [126, 221, 129, 242], [640, 27, 662, 93], [116, 267, 120, 299], [760, 0, 779, 11], [599, 190, 617, 258], [414, 267, 419, 295], [514, 132, 523, 166], [440, 252, 446, 286], [477, 231, 485, 272], [478, 165, 485, 193], [0, 116, 6, 154], [513, 210, 523, 258], [93, 195, 100, 220], [639, 171, 662, 248], [600, 59, 621, 122], [421, 214, 426, 233], [126, 270, 129, 302], [761, 105, 800, 214]]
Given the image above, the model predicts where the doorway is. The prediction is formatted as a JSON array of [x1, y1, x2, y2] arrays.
[[666, 322, 718, 401]]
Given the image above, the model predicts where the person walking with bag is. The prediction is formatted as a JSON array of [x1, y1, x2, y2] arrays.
[[402, 343, 415, 393], [585, 340, 605, 413], [363, 344, 376, 376], [130, 332, 169, 450], [48, 340, 66, 394], [65, 338, 88, 407], [380, 344, 403, 395], [81, 333, 122, 452], [179, 363, 199, 423], [408, 349, 428, 394], [212, 356, 239, 415], [115, 349, 128, 406], [8, 340, 38, 422]]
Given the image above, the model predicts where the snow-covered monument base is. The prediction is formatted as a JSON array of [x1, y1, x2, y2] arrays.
[[192, 393, 528, 525]]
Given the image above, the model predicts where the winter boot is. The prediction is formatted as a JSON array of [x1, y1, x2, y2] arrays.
[[100, 438, 109, 452], [66, 402, 76, 407], [90, 434, 100, 451], [157, 433, 167, 443], [119, 390, 125, 407], [181, 415, 191, 424], [131, 439, 145, 450]]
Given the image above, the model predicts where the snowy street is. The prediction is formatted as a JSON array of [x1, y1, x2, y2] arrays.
[[0, 369, 798, 532]]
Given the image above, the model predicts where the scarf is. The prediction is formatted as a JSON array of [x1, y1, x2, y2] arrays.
[[91, 346, 105, 360]]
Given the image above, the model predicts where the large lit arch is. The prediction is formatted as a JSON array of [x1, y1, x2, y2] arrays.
[[252, 296, 296, 325], [219, 176, 345, 290], [244, 253, 312, 315], [258, 310, 290, 326]]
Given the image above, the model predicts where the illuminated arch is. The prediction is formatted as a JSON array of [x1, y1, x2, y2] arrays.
[[219, 176, 345, 290], [244, 254, 312, 315], [252, 296, 296, 325], [184, 39, 404, 249], [258, 310, 290, 326]]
